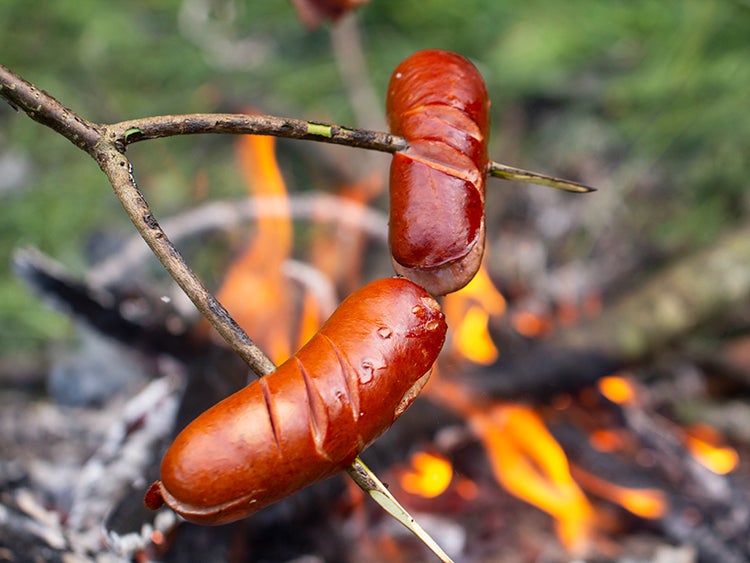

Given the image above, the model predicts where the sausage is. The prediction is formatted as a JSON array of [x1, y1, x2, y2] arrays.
[[144, 277, 447, 525], [386, 49, 491, 295], [292, 0, 370, 28]]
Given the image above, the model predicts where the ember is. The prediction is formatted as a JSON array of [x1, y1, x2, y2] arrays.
[[598, 374, 638, 405], [398, 451, 453, 499], [512, 309, 553, 339], [684, 424, 739, 476]]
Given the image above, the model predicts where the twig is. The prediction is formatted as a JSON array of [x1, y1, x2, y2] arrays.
[[0, 67, 405, 156], [111, 113, 405, 152], [0, 64, 401, 377]]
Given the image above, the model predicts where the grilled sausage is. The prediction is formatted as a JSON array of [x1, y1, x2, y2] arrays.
[[387, 49, 491, 295], [145, 276, 446, 524]]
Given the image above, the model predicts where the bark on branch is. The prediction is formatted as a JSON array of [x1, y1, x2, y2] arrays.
[[112, 114, 405, 152]]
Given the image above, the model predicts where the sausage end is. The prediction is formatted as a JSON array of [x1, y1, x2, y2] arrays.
[[392, 221, 485, 296], [144, 480, 166, 510]]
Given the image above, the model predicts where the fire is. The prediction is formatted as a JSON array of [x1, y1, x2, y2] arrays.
[[684, 423, 739, 475], [452, 306, 497, 365], [615, 488, 667, 519], [443, 264, 505, 364], [426, 380, 595, 552], [433, 272, 607, 551], [398, 451, 453, 498], [571, 467, 667, 519], [473, 404, 595, 551], [195, 131, 295, 364], [295, 290, 325, 349]]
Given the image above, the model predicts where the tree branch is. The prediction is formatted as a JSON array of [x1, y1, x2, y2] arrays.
[[111, 114, 406, 152], [3, 62, 597, 383]]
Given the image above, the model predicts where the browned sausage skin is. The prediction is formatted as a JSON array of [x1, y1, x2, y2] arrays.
[[145, 277, 446, 525], [387, 50, 491, 296]]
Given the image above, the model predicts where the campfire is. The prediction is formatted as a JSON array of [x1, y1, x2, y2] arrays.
[[4, 117, 750, 563]]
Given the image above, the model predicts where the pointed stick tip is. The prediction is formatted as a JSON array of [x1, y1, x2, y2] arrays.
[[488, 161, 598, 194]]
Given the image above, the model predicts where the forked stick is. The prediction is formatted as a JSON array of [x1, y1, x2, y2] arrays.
[[0, 63, 456, 560], [1, 62, 590, 562]]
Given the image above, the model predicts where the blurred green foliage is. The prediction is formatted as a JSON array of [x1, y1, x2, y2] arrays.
[[1, 0, 749, 354]]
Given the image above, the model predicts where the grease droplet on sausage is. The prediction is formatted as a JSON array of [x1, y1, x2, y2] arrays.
[[359, 360, 375, 383], [377, 326, 392, 339]]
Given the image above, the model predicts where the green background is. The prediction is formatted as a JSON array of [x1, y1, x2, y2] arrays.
[[1, 1, 749, 355]]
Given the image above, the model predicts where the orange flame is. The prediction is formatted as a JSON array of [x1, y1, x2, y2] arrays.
[[453, 306, 498, 365], [443, 264, 505, 365], [398, 451, 453, 498], [685, 423, 739, 475], [195, 132, 295, 364], [295, 290, 325, 350], [571, 467, 667, 519], [234, 134, 293, 255], [474, 404, 595, 551], [427, 380, 595, 552]]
